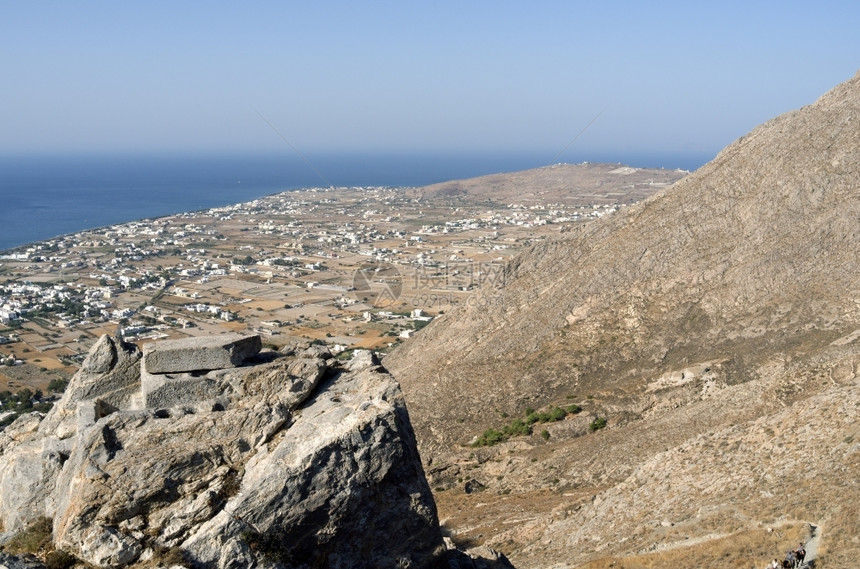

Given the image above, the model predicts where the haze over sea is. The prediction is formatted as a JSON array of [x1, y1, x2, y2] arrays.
[[0, 152, 707, 252]]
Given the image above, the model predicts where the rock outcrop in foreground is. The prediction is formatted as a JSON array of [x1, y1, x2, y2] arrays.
[[0, 334, 509, 568]]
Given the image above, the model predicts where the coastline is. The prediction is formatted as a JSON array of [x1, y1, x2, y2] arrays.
[[0, 191, 292, 255], [0, 153, 710, 252]]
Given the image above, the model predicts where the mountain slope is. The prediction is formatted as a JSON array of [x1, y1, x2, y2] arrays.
[[388, 70, 860, 453], [385, 71, 860, 567]]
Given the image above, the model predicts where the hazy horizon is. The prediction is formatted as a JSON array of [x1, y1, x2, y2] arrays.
[[2, 2, 858, 162], [0, 148, 712, 173]]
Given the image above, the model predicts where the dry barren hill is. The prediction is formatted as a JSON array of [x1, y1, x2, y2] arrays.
[[419, 162, 685, 206], [386, 72, 860, 568]]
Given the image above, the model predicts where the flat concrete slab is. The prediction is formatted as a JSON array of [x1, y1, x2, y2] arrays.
[[142, 333, 261, 374]]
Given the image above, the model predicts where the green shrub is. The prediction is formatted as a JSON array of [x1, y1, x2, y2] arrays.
[[502, 419, 532, 440], [0, 414, 19, 428], [335, 348, 355, 360], [540, 429, 550, 441], [471, 402, 585, 446], [548, 406, 566, 422], [47, 378, 69, 393], [589, 417, 607, 432], [473, 428, 506, 447]]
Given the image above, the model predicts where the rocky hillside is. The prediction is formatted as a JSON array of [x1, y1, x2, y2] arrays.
[[386, 71, 860, 568], [0, 333, 513, 569]]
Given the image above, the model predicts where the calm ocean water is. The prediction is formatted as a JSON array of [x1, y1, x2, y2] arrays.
[[0, 152, 709, 252]]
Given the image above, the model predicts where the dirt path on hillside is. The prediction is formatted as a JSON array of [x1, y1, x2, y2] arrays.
[[801, 523, 821, 568]]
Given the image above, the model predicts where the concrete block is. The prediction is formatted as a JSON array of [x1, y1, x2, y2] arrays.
[[142, 333, 261, 374]]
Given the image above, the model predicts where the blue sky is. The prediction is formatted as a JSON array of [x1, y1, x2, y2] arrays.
[[2, 1, 858, 165]]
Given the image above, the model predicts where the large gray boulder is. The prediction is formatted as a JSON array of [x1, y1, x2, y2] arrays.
[[0, 334, 140, 535], [0, 337, 447, 569], [0, 415, 60, 537], [181, 363, 443, 568]]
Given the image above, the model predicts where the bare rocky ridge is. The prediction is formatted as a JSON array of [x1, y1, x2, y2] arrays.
[[0, 334, 515, 568], [418, 162, 685, 206], [386, 71, 860, 567]]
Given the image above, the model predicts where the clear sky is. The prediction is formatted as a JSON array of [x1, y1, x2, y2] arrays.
[[2, 1, 858, 165]]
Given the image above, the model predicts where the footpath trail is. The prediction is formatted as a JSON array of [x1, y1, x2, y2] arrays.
[[762, 521, 821, 568], [802, 523, 821, 568]]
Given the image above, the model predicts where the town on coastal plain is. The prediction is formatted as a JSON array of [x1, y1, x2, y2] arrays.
[[0, 163, 685, 403]]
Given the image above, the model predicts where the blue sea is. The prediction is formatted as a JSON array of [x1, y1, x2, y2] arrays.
[[0, 152, 709, 252]]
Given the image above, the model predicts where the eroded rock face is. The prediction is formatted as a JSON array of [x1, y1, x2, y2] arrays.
[[182, 364, 443, 568], [0, 334, 141, 535], [44, 334, 143, 438], [0, 336, 446, 569]]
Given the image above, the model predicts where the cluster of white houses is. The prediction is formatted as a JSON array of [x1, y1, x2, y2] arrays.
[[1, 185, 632, 359]]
